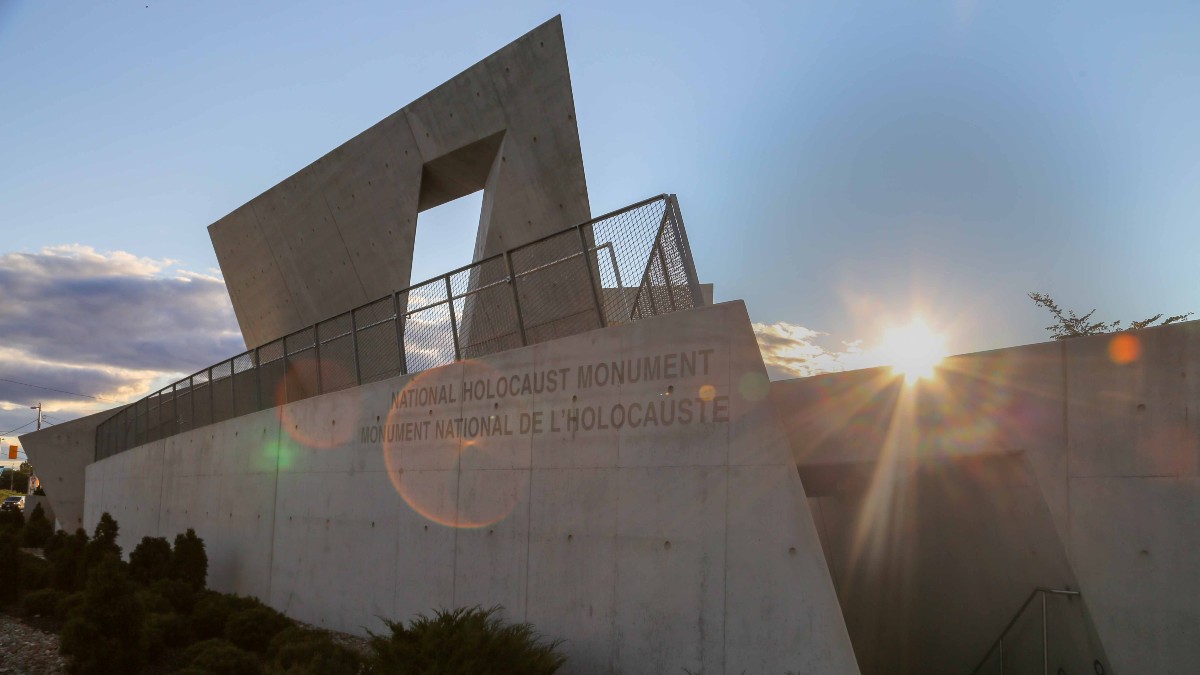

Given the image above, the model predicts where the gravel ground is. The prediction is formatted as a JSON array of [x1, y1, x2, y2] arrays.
[[0, 614, 67, 675], [0, 614, 371, 674]]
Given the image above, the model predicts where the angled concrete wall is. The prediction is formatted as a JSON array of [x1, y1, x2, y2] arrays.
[[21, 406, 124, 532], [209, 16, 591, 348], [773, 320, 1200, 674], [85, 302, 859, 674]]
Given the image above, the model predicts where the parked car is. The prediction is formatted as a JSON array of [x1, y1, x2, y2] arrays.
[[1, 496, 25, 512]]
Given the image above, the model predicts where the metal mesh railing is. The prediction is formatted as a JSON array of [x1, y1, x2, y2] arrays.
[[95, 194, 702, 461]]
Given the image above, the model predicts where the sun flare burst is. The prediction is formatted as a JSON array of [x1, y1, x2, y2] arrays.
[[880, 319, 946, 383]]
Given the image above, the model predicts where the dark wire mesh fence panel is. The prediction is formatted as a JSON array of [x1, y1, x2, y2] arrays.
[[95, 195, 703, 459], [284, 328, 318, 403], [258, 340, 285, 410], [658, 218, 698, 312], [131, 398, 146, 448], [232, 352, 258, 416], [160, 387, 178, 440], [211, 360, 235, 424], [111, 409, 122, 454], [590, 198, 669, 324], [646, 236, 677, 317], [403, 281, 457, 372], [192, 370, 212, 428], [177, 378, 194, 433], [453, 256, 523, 360], [511, 229, 601, 345], [147, 392, 161, 443], [355, 297, 402, 384], [122, 407, 136, 451], [317, 313, 357, 394]]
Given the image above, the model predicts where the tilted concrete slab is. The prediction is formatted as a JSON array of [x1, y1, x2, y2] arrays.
[[21, 407, 125, 532], [85, 301, 860, 674], [210, 16, 590, 348]]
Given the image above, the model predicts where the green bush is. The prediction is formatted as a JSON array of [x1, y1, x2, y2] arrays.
[[130, 536, 173, 585], [50, 528, 87, 592], [42, 529, 67, 558], [0, 531, 21, 604], [59, 554, 145, 674], [183, 638, 263, 675], [151, 577, 199, 614], [192, 591, 262, 640], [19, 587, 66, 618], [21, 503, 53, 548], [268, 627, 363, 674], [172, 528, 208, 590], [144, 611, 194, 662], [77, 513, 121, 587], [18, 550, 49, 592], [136, 586, 173, 614], [225, 604, 293, 654], [366, 605, 565, 675], [55, 591, 84, 623]]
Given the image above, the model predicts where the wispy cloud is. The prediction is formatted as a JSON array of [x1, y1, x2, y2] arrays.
[[0, 246, 242, 441], [753, 321, 880, 380]]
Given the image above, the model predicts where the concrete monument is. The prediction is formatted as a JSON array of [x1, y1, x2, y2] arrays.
[[23, 13, 1200, 675]]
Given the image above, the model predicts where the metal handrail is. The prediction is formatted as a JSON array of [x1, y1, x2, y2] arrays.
[[94, 194, 704, 461], [969, 587, 1081, 675]]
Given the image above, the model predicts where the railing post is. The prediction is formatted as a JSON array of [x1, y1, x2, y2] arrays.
[[393, 292, 408, 375], [658, 244, 677, 312], [1042, 591, 1048, 675], [667, 194, 704, 308], [314, 327, 324, 395], [283, 343, 290, 404], [208, 367, 215, 426], [350, 310, 361, 386], [228, 359, 236, 420], [445, 276, 462, 360], [576, 226, 607, 328], [253, 348, 262, 412], [504, 251, 528, 346]]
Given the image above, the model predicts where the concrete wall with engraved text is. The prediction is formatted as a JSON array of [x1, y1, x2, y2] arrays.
[[85, 301, 860, 674]]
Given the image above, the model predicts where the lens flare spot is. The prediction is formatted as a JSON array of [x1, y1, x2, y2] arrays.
[[881, 319, 946, 383], [268, 356, 361, 449], [382, 366, 519, 529], [254, 439, 295, 472], [698, 384, 716, 402], [738, 371, 770, 402], [1108, 333, 1141, 365]]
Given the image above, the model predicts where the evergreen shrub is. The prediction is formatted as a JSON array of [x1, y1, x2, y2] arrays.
[[367, 605, 565, 675], [59, 555, 144, 674], [183, 638, 263, 675], [130, 536, 173, 584], [21, 503, 53, 548]]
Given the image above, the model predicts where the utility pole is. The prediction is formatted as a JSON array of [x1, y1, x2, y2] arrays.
[[30, 403, 41, 430]]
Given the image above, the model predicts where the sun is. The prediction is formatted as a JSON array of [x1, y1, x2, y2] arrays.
[[880, 319, 947, 383]]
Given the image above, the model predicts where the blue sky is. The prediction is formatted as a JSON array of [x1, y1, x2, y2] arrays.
[[1, 1, 1198, 440]]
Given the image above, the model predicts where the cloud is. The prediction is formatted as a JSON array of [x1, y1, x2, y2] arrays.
[[753, 321, 879, 380], [0, 246, 243, 441]]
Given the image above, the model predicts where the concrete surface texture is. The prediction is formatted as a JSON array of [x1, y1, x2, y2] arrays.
[[20, 407, 125, 532], [772, 320, 1200, 675], [209, 16, 591, 349], [84, 301, 860, 674]]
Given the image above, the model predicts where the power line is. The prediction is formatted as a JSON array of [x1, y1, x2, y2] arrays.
[[1, 419, 38, 435], [0, 377, 125, 404]]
